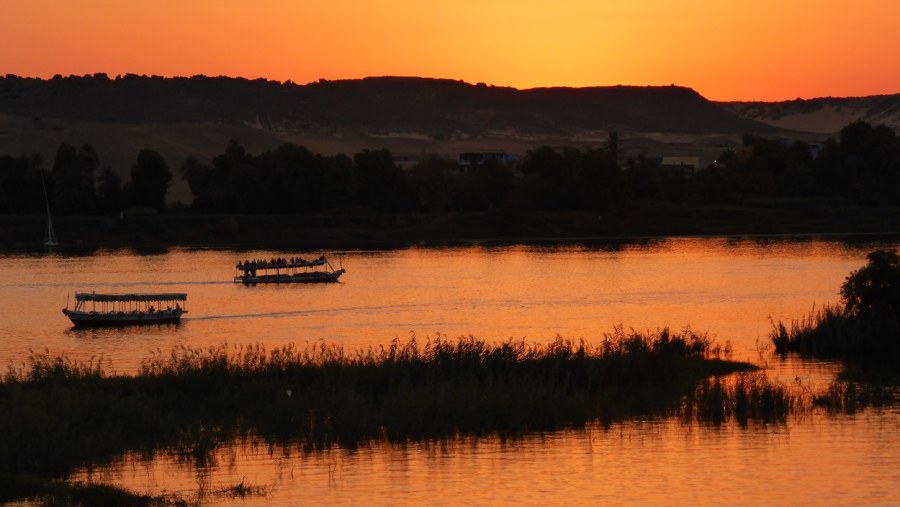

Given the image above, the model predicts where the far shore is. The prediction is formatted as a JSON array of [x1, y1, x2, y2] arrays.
[[5, 202, 900, 251]]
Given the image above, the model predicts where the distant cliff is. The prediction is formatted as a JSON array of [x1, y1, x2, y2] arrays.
[[0, 74, 770, 135]]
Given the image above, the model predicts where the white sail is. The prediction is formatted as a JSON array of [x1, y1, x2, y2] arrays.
[[41, 173, 58, 247]]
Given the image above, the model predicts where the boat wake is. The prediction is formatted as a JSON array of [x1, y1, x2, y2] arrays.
[[188, 302, 434, 322]]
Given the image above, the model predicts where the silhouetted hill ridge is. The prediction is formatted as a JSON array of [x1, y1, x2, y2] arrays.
[[0, 74, 773, 135]]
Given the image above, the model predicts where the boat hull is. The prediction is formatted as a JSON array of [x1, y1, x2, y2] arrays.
[[63, 309, 185, 328], [235, 269, 345, 285]]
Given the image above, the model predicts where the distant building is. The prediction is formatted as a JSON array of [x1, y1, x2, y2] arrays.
[[660, 156, 700, 177]]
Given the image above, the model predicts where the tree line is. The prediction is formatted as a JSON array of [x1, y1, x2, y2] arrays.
[[1, 121, 897, 217], [0, 143, 170, 215]]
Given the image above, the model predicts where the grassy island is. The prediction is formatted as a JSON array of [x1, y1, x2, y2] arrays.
[[2, 329, 762, 505]]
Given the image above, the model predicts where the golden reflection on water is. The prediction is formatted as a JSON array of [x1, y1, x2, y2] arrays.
[[0, 238, 879, 372], [3, 237, 899, 504], [72, 409, 900, 506]]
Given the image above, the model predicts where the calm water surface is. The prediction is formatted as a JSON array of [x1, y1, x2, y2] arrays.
[[2, 237, 899, 505]]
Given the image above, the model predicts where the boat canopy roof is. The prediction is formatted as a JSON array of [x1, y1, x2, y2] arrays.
[[236, 255, 329, 271], [74, 292, 187, 302]]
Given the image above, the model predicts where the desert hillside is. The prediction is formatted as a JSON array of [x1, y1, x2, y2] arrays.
[[719, 94, 900, 134]]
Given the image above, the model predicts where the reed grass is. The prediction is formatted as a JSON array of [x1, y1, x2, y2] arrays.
[[0, 329, 754, 482], [771, 304, 900, 376]]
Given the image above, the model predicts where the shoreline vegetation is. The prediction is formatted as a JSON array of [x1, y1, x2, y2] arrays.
[[6, 204, 900, 251], [772, 249, 900, 382], [1, 118, 898, 251]]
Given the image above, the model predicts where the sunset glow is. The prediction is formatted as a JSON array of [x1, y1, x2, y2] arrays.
[[3, 0, 899, 101]]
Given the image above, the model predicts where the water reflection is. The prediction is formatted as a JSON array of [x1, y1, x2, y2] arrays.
[[3, 237, 900, 504], [71, 409, 900, 506], [0, 238, 892, 371]]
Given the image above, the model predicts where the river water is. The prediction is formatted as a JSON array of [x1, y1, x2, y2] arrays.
[[2, 237, 899, 505]]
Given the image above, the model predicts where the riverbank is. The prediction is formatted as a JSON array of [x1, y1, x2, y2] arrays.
[[5, 201, 900, 251]]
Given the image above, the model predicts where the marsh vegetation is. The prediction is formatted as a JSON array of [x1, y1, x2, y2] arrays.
[[2, 324, 896, 504], [772, 249, 900, 379], [1, 329, 763, 503], [1, 330, 750, 474]]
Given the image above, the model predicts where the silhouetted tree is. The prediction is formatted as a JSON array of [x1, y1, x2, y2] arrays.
[[407, 154, 456, 212], [355, 149, 408, 212], [625, 153, 668, 201], [450, 159, 514, 211], [520, 145, 624, 211], [519, 146, 572, 211], [692, 163, 742, 204], [192, 140, 255, 212], [126, 149, 171, 211], [180, 157, 213, 210], [321, 153, 357, 209], [96, 167, 123, 215], [838, 121, 900, 204], [0, 153, 43, 213], [51, 143, 98, 214], [256, 143, 346, 212], [782, 141, 817, 196], [841, 249, 900, 317], [579, 146, 625, 210]]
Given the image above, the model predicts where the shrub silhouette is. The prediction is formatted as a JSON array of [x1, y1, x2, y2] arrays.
[[840, 249, 900, 317]]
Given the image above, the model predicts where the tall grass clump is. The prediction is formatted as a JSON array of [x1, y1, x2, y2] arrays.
[[772, 249, 900, 377], [0, 328, 754, 485]]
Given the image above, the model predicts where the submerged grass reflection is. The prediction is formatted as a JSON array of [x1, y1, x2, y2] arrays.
[[682, 372, 797, 426]]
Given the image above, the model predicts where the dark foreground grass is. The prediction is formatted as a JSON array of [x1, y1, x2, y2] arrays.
[[0, 473, 164, 506]]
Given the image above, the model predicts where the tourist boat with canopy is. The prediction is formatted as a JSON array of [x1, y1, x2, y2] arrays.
[[62, 292, 187, 327], [233, 254, 345, 284]]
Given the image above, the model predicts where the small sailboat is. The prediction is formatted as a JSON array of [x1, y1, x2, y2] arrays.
[[40, 172, 58, 247]]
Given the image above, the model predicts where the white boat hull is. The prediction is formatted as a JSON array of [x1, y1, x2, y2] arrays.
[[234, 269, 345, 284], [63, 308, 186, 327]]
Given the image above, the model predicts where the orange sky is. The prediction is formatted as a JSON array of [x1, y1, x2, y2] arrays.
[[2, 0, 898, 101]]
